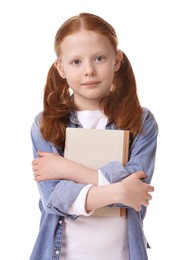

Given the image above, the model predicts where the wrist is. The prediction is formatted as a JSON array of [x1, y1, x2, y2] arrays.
[[85, 183, 118, 211], [111, 182, 125, 204], [63, 158, 98, 185]]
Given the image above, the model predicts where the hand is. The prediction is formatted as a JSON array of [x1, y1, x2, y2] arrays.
[[32, 151, 65, 181], [115, 171, 154, 211], [32, 151, 98, 185]]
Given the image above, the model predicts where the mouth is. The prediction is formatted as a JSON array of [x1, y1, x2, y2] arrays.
[[82, 81, 100, 87]]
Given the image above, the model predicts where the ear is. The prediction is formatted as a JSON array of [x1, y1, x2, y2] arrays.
[[54, 59, 66, 79], [114, 50, 123, 71]]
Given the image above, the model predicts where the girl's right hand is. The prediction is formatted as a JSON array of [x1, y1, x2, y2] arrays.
[[115, 171, 154, 211], [32, 151, 98, 185]]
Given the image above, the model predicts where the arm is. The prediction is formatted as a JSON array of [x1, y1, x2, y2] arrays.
[[99, 108, 158, 184], [85, 171, 154, 212], [32, 146, 154, 212], [33, 151, 98, 185], [31, 115, 154, 214], [31, 114, 88, 217], [32, 108, 157, 214], [33, 108, 158, 186]]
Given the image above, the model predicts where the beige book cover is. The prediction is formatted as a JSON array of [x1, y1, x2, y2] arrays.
[[64, 128, 129, 217]]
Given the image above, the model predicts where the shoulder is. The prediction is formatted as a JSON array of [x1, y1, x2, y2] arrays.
[[32, 112, 43, 127], [30, 112, 56, 153], [142, 107, 156, 121], [138, 107, 159, 143], [30, 112, 44, 142], [141, 107, 158, 129], [130, 107, 158, 150]]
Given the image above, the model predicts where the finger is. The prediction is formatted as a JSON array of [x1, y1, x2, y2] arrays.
[[32, 159, 38, 166], [147, 185, 154, 192], [34, 175, 41, 182], [142, 199, 150, 207], [134, 205, 141, 212], [32, 165, 38, 171], [134, 171, 147, 179], [33, 170, 38, 177], [146, 193, 152, 201], [33, 170, 41, 181], [33, 172, 37, 180], [37, 151, 51, 157]]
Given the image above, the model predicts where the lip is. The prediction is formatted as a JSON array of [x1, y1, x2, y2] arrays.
[[82, 81, 100, 86]]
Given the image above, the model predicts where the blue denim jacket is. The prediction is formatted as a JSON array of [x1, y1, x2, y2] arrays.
[[30, 107, 158, 260]]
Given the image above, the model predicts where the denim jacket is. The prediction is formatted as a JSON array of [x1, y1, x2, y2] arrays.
[[30, 107, 158, 260]]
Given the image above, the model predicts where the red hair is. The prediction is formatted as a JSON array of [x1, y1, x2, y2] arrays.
[[40, 13, 142, 147]]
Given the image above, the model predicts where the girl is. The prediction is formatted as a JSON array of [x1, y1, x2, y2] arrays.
[[30, 13, 158, 260]]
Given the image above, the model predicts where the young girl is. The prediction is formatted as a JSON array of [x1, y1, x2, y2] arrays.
[[30, 13, 158, 260]]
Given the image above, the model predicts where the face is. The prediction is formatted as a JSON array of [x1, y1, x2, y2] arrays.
[[56, 30, 122, 110]]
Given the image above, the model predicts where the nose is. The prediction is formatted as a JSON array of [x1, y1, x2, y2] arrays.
[[84, 61, 96, 76]]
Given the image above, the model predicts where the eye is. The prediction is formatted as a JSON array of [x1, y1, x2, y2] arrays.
[[72, 59, 82, 65], [95, 56, 105, 62]]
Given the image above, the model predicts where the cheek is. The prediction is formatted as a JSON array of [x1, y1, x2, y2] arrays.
[[64, 68, 76, 81], [64, 73, 80, 89], [103, 65, 115, 80]]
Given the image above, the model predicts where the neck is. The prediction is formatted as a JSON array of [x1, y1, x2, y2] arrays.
[[74, 98, 101, 111]]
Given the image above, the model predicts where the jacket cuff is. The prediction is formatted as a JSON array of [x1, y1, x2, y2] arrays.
[[67, 184, 94, 216]]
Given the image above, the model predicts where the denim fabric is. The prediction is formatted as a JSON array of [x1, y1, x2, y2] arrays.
[[30, 107, 158, 260]]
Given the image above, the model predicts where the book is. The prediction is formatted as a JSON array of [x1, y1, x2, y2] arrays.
[[64, 128, 130, 217]]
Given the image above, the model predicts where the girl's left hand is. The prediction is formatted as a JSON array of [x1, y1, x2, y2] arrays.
[[32, 151, 65, 181]]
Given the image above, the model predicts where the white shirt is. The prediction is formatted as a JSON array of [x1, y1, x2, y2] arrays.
[[60, 110, 129, 260]]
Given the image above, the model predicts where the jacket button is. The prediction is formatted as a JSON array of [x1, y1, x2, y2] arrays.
[[55, 250, 60, 255]]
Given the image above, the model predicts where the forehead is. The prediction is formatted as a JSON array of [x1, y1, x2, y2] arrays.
[[60, 30, 114, 55]]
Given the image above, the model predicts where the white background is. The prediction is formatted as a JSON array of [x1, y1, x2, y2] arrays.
[[0, 0, 188, 259]]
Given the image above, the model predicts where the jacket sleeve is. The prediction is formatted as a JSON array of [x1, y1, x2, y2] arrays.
[[31, 114, 86, 218], [99, 108, 158, 185]]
